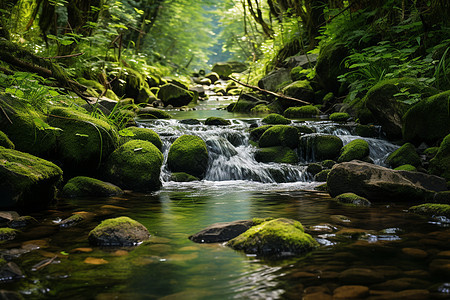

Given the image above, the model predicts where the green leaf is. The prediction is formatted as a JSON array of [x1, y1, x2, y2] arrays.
[[75, 133, 89, 138]]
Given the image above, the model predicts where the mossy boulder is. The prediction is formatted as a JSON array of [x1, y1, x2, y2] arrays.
[[284, 105, 320, 118], [137, 107, 172, 119], [424, 147, 439, 160], [157, 83, 195, 107], [255, 146, 299, 164], [111, 67, 155, 104], [262, 113, 290, 125], [170, 172, 199, 182], [321, 159, 336, 169], [88, 216, 150, 246], [281, 80, 315, 102], [364, 78, 437, 140], [0, 131, 14, 149], [0, 228, 18, 241], [295, 125, 316, 135], [120, 126, 162, 151], [315, 42, 349, 93], [103, 140, 163, 192], [394, 164, 417, 171], [315, 169, 331, 182], [205, 117, 231, 126], [429, 133, 450, 181], [0, 147, 62, 211], [62, 176, 123, 198], [167, 135, 209, 178], [259, 125, 299, 149], [335, 193, 371, 207], [250, 104, 272, 114], [227, 218, 319, 257], [290, 66, 307, 81], [306, 163, 322, 175], [205, 72, 220, 83], [386, 143, 421, 168], [211, 62, 233, 79], [249, 125, 272, 142], [355, 124, 379, 138], [258, 68, 291, 92], [330, 112, 350, 122], [409, 203, 450, 218], [402, 90, 450, 145], [47, 107, 118, 175], [299, 134, 343, 161], [338, 139, 370, 163]]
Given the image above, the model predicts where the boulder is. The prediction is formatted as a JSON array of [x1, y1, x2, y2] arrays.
[[364, 78, 436, 140], [306, 163, 322, 175], [255, 146, 299, 164], [103, 140, 163, 192], [136, 107, 172, 119], [314, 42, 349, 93], [354, 124, 379, 138], [227, 218, 319, 257], [205, 117, 231, 126], [0, 131, 14, 149], [167, 135, 209, 178], [249, 125, 272, 142], [211, 63, 233, 79], [258, 68, 292, 92], [250, 104, 273, 114], [403, 90, 450, 145], [281, 80, 315, 103], [284, 105, 320, 118], [170, 172, 199, 182], [385, 143, 421, 168], [120, 126, 162, 151], [231, 93, 262, 112], [409, 203, 450, 218], [429, 133, 450, 181], [261, 113, 290, 125], [88, 216, 149, 246], [189, 220, 254, 243], [329, 112, 350, 122], [205, 72, 220, 84], [157, 83, 195, 107], [259, 125, 299, 149], [47, 107, 119, 175], [335, 193, 371, 207], [337, 139, 370, 163], [110, 67, 156, 103], [299, 134, 343, 161], [285, 53, 318, 69], [314, 169, 331, 182], [62, 176, 123, 198], [0, 147, 62, 211], [327, 160, 447, 202]]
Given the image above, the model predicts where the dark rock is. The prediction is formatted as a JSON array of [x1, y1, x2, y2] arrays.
[[314, 42, 348, 93], [189, 220, 254, 243], [136, 107, 172, 119], [250, 125, 272, 142], [88, 216, 149, 246], [205, 72, 220, 84], [8, 216, 37, 229], [315, 170, 331, 182], [285, 54, 318, 69], [62, 176, 123, 198], [179, 119, 201, 125], [170, 172, 199, 182], [157, 83, 195, 107], [306, 163, 322, 175], [335, 193, 371, 207], [0, 290, 24, 299], [333, 285, 369, 299], [258, 68, 291, 92], [429, 133, 450, 181], [0, 262, 23, 282]]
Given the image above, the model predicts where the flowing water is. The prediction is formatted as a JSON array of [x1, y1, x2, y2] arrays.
[[2, 94, 450, 299]]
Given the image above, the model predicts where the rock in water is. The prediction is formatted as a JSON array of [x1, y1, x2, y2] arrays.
[[189, 220, 254, 243], [62, 176, 123, 198], [227, 218, 319, 257], [157, 83, 195, 107], [167, 135, 208, 178], [0, 148, 62, 211], [88, 216, 149, 246]]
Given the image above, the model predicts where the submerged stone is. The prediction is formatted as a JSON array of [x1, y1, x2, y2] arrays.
[[62, 176, 123, 198], [409, 203, 450, 218], [88, 216, 149, 246], [335, 193, 371, 207], [189, 220, 254, 243], [227, 218, 319, 257], [167, 135, 209, 178]]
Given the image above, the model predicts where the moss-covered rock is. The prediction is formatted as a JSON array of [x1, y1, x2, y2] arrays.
[[315, 42, 349, 93], [295, 125, 316, 135], [409, 203, 450, 218], [119, 126, 162, 151], [250, 104, 273, 114], [386, 143, 421, 168], [227, 218, 319, 257], [315, 169, 331, 182], [211, 63, 233, 78], [167, 135, 209, 178], [321, 159, 336, 169], [394, 164, 417, 171], [111, 67, 156, 104], [170, 172, 199, 182], [205, 117, 231, 126], [249, 125, 272, 142], [103, 140, 163, 192], [88, 216, 149, 246], [157, 83, 194, 107], [355, 124, 379, 138], [137, 107, 172, 119], [0, 147, 62, 211], [290, 66, 307, 81], [259, 125, 299, 149], [48, 107, 118, 175], [0, 228, 18, 241], [62, 176, 123, 198], [330, 112, 350, 122], [0, 131, 14, 149], [338, 139, 370, 163], [429, 134, 450, 181], [262, 113, 290, 125], [255, 146, 299, 164], [205, 72, 220, 83], [335, 193, 371, 207], [231, 97, 258, 112], [299, 134, 343, 160], [306, 163, 322, 175], [284, 105, 321, 118], [424, 147, 439, 160], [281, 80, 315, 102], [403, 90, 450, 145]]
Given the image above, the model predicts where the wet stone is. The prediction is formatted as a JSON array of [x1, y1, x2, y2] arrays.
[[404, 269, 430, 278], [339, 268, 384, 284], [402, 247, 428, 258], [307, 223, 337, 234], [0, 212, 19, 223], [302, 292, 332, 300], [304, 286, 330, 294], [189, 220, 254, 243], [330, 215, 352, 225], [371, 277, 431, 291], [368, 289, 430, 300], [333, 285, 369, 299], [429, 259, 450, 277]]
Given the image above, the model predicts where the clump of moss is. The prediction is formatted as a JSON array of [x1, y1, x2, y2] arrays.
[[386, 143, 421, 168], [335, 193, 371, 207], [167, 135, 209, 178], [227, 218, 319, 257], [137, 107, 172, 119], [284, 105, 320, 118], [0, 131, 14, 149], [255, 146, 299, 164], [205, 117, 231, 126], [321, 160, 336, 169], [250, 125, 272, 142], [0, 228, 18, 241], [429, 134, 450, 181], [300, 134, 343, 160], [424, 147, 439, 159], [262, 113, 291, 125], [157, 83, 194, 107], [250, 104, 272, 114], [409, 203, 450, 218], [119, 126, 162, 150], [281, 80, 314, 102], [170, 172, 199, 182], [338, 139, 370, 163], [306, 163, 322, 175], [329, 112, 350, 122], [62, 176, 123, 198], [88, 216, 149, 246], [314, 169, 331, 182], [259, 125, 299, 149]]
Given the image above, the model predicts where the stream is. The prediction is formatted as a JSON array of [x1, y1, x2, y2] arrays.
[[2, 91, 450, 299]]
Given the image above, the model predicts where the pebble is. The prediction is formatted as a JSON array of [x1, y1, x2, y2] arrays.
[[302, 292, 332, 300], [333, 285, 369, 299], [402, 247, 428, 258], [339, 268, 384, 284]]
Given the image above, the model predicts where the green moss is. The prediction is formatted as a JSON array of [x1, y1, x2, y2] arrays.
[[329, 112, 350, 122], [314, 169, 331, 182], [120, 126, 162, 150], [104, 140, 163, 192], [77, 78, 104, 91], [170, 172, 199, 182], [281, 80, 314, 100], [250, 104, 272, 114], [429, 133, 450, 181], [315, 183, 328, 191], [335, 192, 371, 207], [300, 134, 343, 160], [231, 99, 256, 112], [227, 218, 319, 257], [323, 92, 334, 103], [284, 105, 320, 118], [0, 228, 18, 241], [262, 113, 290, 125], [355, 124, 378, 138], [88, 216, 149, 246], [205, 117, 231, 126], [255, 146, 299, 164], [105, 89, 120, 101], [409, 203, 450, 218], [259, 125, 299, 149], [386, 143, 421, 168], [424, 147, 439, 159], [167, 135, 209, 178], [62, 176, 123, 198], [394, 164, 417, 171], [338, 139, 370, 163], [157, 83, 194, 107], [137, 107, 172, 119], [290, 66, 305, 81], [306, 163, 322, 175], [321, 160, 336, 169], [0, 130, 14, 149], [315, 42, 348, 93], [250, 125, 272, 142]]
